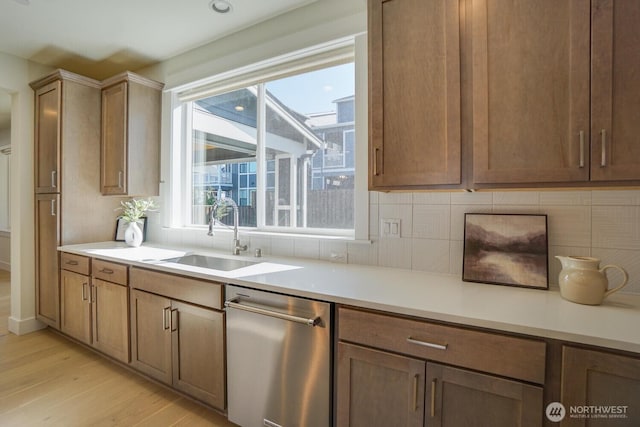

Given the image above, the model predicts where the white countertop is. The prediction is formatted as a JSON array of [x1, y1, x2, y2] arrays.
[[59, 241, 640, 354]]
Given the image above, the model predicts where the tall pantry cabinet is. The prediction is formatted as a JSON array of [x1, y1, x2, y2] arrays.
[[31, 70, 125, 328]]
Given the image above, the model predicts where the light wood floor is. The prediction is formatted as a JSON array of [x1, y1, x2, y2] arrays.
[[0, 303, 237, 426]]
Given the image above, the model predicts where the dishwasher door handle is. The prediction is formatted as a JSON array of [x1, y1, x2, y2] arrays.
[[225, 299, 321, 327]]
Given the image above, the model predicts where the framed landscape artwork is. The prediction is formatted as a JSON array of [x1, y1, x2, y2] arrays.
[[463, 213, 549, 289]]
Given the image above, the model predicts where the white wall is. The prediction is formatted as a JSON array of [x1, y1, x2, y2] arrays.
[[0, 50, 52, 334], [0, 231, 9, 271]]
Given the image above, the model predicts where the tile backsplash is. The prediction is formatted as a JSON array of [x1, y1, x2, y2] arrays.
[[147, 189, 640, 295]]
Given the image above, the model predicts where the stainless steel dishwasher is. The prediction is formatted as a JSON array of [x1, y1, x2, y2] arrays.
[[225, 285, 332, 427]]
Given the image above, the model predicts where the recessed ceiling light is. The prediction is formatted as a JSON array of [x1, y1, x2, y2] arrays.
[[234, 105, 244, 112], [210, 0, 232, 13]]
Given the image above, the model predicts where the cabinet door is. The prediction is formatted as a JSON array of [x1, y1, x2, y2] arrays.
[[92, 279, 129, 363], [426, 362, 542, 427], [471, 0, 591, 184], [561, 346, 640, 426], [171, 301, 225, 409], [35, 194, 60, 328], [34, 80, 61, 193], [60, 270, 91, 344], [590, 0, 640, 181], [130, 289, 171, 384], [369, 0, 461, 188], [101, 81, 128, 195], [336, 342, 425, 427]]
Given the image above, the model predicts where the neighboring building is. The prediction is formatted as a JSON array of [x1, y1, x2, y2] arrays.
[[191, 89, 355, 229]]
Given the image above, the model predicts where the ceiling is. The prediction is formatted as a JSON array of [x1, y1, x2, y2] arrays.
[[0, 0, 316, 80], [0, 0, 317, 132]]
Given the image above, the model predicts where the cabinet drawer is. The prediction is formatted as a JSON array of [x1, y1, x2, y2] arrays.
[[92, 259, 128, 286], [130, 267, 223, 310], [338, 307, 546, 384], [60, 252, 90, 275]]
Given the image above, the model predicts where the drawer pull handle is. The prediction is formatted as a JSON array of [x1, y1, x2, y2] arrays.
[[51, 170, 57, 188], [412, 374, 419, 412], [600, 129, 607, 167], [170, 308, 178, 332], [406, 337, 448, 351], [430, 379, 437, 417], [162, 307, 170, 330], [578, 130, 585, 168], [66, 260, 79, 266], [82, 283, 88, 301], [99, 268, 114, 274]]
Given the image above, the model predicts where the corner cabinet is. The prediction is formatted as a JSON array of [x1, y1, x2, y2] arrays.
[[561, 346, 640, 426], [129, 268, 225, 410], [101, 72, 163, 196], [368, 0, 461, 190], [336, 307, 545, 427]]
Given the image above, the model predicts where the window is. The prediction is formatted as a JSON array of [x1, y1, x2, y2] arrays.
[[179, 54, 356, 234]]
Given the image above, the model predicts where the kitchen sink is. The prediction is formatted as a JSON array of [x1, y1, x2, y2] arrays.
[[161, 254, 259, 271]]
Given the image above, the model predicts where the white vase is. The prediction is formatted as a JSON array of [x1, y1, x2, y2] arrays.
[[124, 221, 143, 247]]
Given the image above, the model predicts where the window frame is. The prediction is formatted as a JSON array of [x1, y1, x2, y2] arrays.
[[167, 36, 369, 240]]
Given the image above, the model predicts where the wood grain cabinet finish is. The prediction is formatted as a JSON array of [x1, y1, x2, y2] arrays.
[[31, 70, 128, 329], [470, 0, 640, 185], [101, 72, 163, 196], [59, 255, 130, 363], [130, 269, 225, 410], [561, 346, 640, 427], [368, 0, 461, 189], [35, 194, 60, 328], [60, 269, 91, 345], [337, 342, 425, 427], [470, 0, 591, 184], [590, 0, 640, 182], [336, 307, 546, 427], [91, 260, 130, 363]]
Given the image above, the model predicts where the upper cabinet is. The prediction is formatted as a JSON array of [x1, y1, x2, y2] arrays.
[[369, 0, 640, 189], [590, 0, 640, 182], [368, 0, 461, 190], [34, 80, 62, 193], [101, 72, 163, 196], [470, 0, 591, 184]]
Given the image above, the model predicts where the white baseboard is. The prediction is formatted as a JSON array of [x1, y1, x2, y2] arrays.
[[8, 316, 47, 335]]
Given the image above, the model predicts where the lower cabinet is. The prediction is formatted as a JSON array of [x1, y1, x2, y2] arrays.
[[129, 269, 225, 411], [561, 346, 640, 427], [59, 254, 130, 363], [336, 307, 545, 427]]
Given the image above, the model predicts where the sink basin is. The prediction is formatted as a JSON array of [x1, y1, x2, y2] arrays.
[[161, 254, 259, 271]]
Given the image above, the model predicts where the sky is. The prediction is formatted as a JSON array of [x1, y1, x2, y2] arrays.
[[266, 62, 354, 116]]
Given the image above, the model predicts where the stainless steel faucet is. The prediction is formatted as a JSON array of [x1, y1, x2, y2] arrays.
[[208, 196, 248, 255]]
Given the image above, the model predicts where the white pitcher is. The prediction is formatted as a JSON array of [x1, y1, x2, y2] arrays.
[[556, 256, 628, 305]]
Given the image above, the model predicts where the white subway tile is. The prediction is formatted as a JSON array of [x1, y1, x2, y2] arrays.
[[539, 191, 591, 206], [412, 205, 450, 239], [378, 192, 413, 204], [271, 238, 294, 257], [591, 248, 640, 295], [592, 190, 640, 206], [592, 206, 640, 250], [249, 236, 272, 256], [347, 241, 379, 266], [369, 203, 379, 238], [493, 191, 539, 205], [451, 191, 493, 205], [294, 239, 320, 259], [411, 239, 450, 274], [378, 238, 412, 269], [492, 205, 540, 214], [449, 240, 464, 276], [320, 240, 348, 263], [413, 192, 451, 205], [542, 206, 591, 247]]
